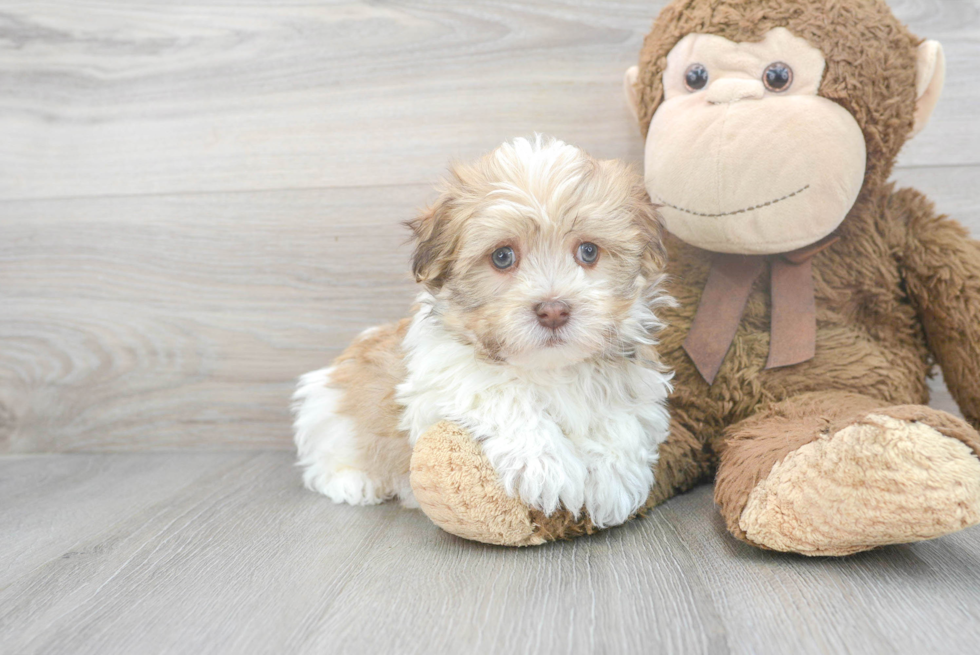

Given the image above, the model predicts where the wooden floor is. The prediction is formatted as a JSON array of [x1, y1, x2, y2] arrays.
[[3, 1, 980, 653], [1, 452, 979, 655]]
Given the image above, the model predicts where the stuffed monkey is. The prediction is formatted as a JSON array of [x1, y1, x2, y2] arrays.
[[408, 0, 980, 554]]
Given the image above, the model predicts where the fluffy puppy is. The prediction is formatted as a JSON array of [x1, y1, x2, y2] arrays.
[[293, 136, 673, 528]]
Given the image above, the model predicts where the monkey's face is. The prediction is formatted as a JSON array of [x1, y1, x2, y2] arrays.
[[642, 28, 866, 255]]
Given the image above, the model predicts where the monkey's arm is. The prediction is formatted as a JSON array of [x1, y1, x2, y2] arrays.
[[895, 188, 980, 429]]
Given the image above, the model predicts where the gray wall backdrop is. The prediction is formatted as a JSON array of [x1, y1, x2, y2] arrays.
[[1, 0, 977, 452]]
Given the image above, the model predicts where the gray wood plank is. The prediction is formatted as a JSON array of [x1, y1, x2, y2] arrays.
[[0, 1, 977, 201], [0, 452, 251, 587], [1, 452, 979, 655]]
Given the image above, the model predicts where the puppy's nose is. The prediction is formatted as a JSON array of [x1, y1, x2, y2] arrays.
[[535, 301, 570, 330]]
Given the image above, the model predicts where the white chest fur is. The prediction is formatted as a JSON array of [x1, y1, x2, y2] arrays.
[[396, 295, 672, 528]]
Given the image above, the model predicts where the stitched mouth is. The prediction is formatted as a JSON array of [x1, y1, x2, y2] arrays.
[[651, 184, 810, 218]]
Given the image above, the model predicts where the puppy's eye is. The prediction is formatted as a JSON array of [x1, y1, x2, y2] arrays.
[[684, 64, 708, 92], [577, 242, 599, 265], [763, 62, 793, 92], [491, 246, 516, 270]]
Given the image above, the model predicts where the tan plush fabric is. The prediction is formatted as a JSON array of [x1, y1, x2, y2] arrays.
[[644, 28, 867, 254], [410, 421, 542, 547], [713, 391, 883, 543], [633, 0, 921, 188], [739, 413, 980, 556], [716, 397, 980, 554], [912, 40, 945, 138]]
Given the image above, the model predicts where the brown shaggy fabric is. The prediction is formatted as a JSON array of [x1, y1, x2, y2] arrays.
[[892, 188, 980, 430], [408, 0, 980, 553], [658, 180, 935, 456], [639, 2, 945, 549], [529, 510, 599, 542]]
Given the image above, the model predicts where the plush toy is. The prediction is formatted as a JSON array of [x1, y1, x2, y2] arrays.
[[408, 0, 980, 554]]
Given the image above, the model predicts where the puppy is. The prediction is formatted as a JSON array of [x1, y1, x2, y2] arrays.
[[292, 135, 673, 528]]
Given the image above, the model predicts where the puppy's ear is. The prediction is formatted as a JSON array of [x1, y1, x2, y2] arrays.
[[406, 190, 457, 290], [632, 187, 668, 275]]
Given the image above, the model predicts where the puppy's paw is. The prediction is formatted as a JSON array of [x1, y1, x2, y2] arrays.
[[481, 434, 586, 517], [303, 464, 389, 506], [583, 456, 654, 529]]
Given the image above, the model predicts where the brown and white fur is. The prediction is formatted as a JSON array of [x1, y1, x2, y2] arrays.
[[292, 136, 673, 528]]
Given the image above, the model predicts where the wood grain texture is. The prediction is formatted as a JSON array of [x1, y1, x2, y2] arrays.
[[0, 185, 425, 451], [1, 452, 980, 655], [1, 0, 979, 451]]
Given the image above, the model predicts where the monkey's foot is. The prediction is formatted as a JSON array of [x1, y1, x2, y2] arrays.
[[737, 406, 980, 556], [409, 421, 599, 546]]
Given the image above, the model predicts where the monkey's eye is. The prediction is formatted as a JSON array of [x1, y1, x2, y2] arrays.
[[491, 246, 516, 270], [763, 62, 793, 92], [684, 64, 709, 92], [576, 242, 600, 265]]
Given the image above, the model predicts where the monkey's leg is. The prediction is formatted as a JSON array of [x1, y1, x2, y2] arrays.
[[715, 391, 980, 556], [410, 416, 712, 546]]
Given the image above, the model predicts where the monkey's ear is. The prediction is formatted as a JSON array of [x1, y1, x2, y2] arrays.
[[911, 40, 945, 138], [407, 194, 456, 290], [623, 65, 640, 122]]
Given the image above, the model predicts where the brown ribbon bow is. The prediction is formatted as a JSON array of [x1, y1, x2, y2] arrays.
[[683, 236, 839, 385]]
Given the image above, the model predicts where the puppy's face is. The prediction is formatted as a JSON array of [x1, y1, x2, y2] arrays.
[[409, 137, 667, 369]]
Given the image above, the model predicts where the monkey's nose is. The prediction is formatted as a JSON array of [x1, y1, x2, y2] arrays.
[[535, 301, 571, 330], [706, 78, 765, 104]]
